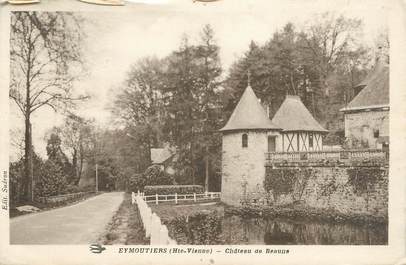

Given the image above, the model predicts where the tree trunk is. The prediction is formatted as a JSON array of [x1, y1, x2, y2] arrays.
[[72, 147, 78, 184], [205, 146, 209, 192], [24, 118, 33, 202], [77, 143, 84, 185]]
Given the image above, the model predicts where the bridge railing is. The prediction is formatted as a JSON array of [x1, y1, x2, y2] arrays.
[[266, 149, 387, 162], [138, 191, 221, 205]]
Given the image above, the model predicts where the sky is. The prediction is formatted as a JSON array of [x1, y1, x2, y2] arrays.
[[9, 0, 388, 160]]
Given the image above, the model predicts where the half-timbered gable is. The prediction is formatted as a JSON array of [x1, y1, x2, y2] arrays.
[[272, 95, 328, 152]]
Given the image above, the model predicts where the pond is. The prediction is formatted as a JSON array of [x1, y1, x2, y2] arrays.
[[220, 215, 388, 245]]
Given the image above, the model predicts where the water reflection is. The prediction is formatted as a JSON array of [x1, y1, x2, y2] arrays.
[[221, 215, 387, 245]]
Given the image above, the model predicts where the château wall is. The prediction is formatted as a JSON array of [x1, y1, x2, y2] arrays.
[[344, 109, 389, 148], [265, 162, 388, 217]]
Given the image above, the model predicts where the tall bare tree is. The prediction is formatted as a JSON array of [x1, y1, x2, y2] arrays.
[[9, 12, 87, 202], [301, 12, 363, 96]]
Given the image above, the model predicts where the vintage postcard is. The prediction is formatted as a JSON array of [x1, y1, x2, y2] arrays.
[[0, 0, 405, 264]]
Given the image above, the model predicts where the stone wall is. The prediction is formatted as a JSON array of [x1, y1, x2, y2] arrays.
[[344, 109, 389, 149], [265, 163, 388, 217]]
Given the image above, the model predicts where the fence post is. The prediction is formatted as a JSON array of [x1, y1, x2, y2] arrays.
[[193, 193, 196, 202], [175, 193, 178, 204], [159, 225, 169, 245], [150, 213, 161, 245], [145, 207, 152, 237], [210, 192, 214, 199], [155, 194, 159, 205], [131, 192, 135, 204], [168, 239, 177, 245]]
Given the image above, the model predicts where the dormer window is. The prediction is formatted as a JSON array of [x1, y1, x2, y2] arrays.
[[242, 134, 248, 148]]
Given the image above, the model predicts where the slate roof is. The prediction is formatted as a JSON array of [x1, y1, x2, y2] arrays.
[[151, 147, 175, 164], [220, 85, 281, 132], [271, 95, 328, 133], [341, 61, 389, 112]]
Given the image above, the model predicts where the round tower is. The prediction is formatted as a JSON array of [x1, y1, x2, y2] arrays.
[[219, 85, 281, 206]]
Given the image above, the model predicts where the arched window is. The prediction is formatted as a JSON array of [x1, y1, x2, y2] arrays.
[[242, 133, 248, 148]]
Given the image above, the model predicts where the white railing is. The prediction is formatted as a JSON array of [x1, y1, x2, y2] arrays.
[[266, 149, 387, 162], [139, 191, 221, 205], [131, 192, 177, 245]]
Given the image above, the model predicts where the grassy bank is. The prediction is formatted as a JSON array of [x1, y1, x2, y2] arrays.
[[225, 203, 388, 226], [10, 192, 100, 218], [150, 202, 223, 222], [151, 200, 387, 226], [98, 192, 149, 245]]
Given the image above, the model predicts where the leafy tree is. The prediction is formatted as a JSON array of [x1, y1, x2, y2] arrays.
[[9, 153, 43, 205], [57, 114, 95, 184], [35, 160, 68, 197], [128, 165, 174, 192], [113, 57, 168, 170], [9, 12, 87, 202], [224, 14, 371, 144], [163, 26, 223, 188], [45, 132, 74, 182]]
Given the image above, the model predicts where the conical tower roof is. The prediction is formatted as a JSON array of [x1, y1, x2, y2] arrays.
[[272, 95, 328, 133], [220, 86, 281, 132]]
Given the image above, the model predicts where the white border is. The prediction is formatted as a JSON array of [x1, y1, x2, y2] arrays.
[[0, 0, 405, 265]]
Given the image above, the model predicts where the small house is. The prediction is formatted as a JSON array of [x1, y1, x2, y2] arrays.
[[151, 144, 177, 175], [340, 60, 389, 150]]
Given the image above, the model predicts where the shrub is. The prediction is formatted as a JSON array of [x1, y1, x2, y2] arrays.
[[347, 167, 385, 195], [166, 211, 222, 244], [35, 160, 68, 198], [264, 168, 297, 196], [10, 153, 44, 205], [143, 165, 174, 186], [264, 168, 313, 201], [63, 184, 81, 194], [129, 173, 144, 192], [129, 165, 174, 192], [144, 185, 204, 195]]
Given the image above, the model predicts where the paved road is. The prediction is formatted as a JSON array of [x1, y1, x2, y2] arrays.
[[10, 192, 124, 244]]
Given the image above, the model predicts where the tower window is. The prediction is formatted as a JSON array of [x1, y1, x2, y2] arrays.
[[242, 134, 248, 148]]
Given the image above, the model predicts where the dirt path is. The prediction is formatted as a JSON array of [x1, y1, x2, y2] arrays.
[[98, 193, 149, 245], [10, 192, 125, 244]]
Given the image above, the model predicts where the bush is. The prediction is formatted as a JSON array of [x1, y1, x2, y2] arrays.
[[10, 153, 44, 205], [63, 184, 81, 194], [144, 185, 204, 195], [129, 165, 174, 192], [35, 160, 68, 198], [264, 168, 312, 201], [347, 167, 385, 195], [166, 211, 222, 244], [129, 173, 144, 192]]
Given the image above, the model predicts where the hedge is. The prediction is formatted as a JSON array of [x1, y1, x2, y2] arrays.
[[165, 211, 223, 244], [144, 185, 204, 195]]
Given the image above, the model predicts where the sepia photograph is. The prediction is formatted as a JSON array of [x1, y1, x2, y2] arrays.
[[5, 0, 392, 248]]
